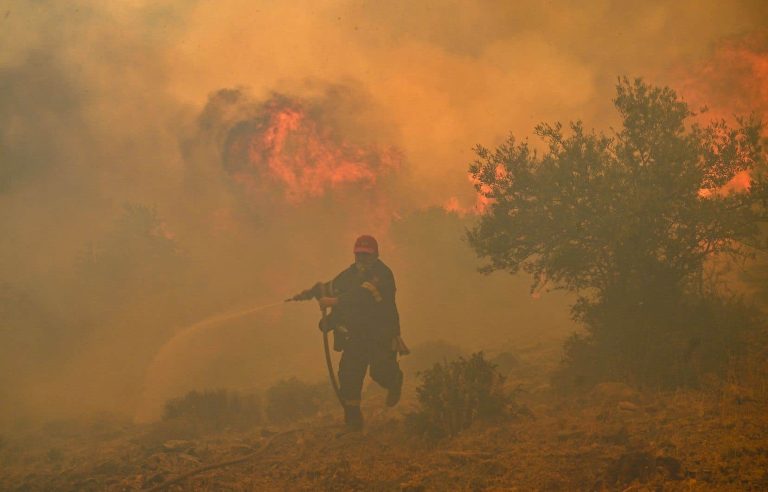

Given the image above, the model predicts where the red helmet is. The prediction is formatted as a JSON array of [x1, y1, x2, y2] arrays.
[[353, 235, 379, 255]]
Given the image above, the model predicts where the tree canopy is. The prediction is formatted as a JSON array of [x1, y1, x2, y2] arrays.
[[469, 78, 767, 306], [467, 78, 768, 386]]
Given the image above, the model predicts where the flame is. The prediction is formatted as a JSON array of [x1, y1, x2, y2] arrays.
[[223, 95, 401, 204], [443, 196, 465, 215], [675, 31, 768, 196], [464, 164, 504, 215], [679, 31, 768, 124], [474, 183, 493, 213], [698, 170, 752, 198], [441, 181, 492, 216]]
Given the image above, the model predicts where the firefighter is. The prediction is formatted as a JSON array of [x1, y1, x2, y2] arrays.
[[316, 235, 405, 432]]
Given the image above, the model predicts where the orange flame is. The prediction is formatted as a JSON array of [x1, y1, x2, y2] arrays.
[[679, 31, 768, 122], [224, 96, 401, 204], [442, 196, 465, 215], [677, 30, 768, 196], [461, 164, 504, 215]]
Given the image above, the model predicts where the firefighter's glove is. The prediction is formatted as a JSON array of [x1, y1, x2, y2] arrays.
[[317, 297, 338, 309], [392, 335, 411, 356], [318, 317, 332, 333], [289, 282, 323, 302]]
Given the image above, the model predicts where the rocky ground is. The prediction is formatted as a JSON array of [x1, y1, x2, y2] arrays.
[[2, 379, 767, 491]]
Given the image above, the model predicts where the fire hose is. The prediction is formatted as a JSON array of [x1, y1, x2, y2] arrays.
[[286, 284, 344, 409], [319, 305, 344, 408]]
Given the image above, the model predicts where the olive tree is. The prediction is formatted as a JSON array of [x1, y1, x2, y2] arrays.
[[468, 78, 767, 387]]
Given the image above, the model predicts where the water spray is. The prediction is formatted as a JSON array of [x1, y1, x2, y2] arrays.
[[135, 300, 286, 422], [137, 286, 344, 422]]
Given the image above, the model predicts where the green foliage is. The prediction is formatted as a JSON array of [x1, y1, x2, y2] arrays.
[[469, 78, 766, 297], [161, 389, 261, 435], [265, 378, 328, 424], [408, 353, 509, 439], [468, 77, 768, 387]]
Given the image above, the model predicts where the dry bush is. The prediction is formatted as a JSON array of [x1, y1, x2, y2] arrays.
[[408, 352, 510, 439], [553, 295, 761, 391], [265, 378, 330, 424], [160, 389, 261, 437], [723, 326, 768, 403]]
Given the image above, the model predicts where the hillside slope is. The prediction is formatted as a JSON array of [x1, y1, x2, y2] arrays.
[[2, 382, 767, 491]]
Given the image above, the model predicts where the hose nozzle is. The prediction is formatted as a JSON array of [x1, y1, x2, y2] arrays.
[[286, 282, 323, 302]]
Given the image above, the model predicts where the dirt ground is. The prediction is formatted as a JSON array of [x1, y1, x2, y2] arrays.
[[2, 376, 767, 491]]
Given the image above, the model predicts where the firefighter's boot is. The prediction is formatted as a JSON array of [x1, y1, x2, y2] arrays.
[[386, 371, 403, 407], [343, 404, 363, 432]]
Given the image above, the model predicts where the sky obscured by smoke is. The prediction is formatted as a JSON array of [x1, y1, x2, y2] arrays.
[[1, 0, 766, 425]]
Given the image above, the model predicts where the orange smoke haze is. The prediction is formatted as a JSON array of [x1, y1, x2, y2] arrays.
[[1, 1, 767, 426], [679, 31, 768, 124]]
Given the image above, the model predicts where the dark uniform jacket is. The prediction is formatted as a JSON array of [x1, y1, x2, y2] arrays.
[[325, 259, 400, 348]]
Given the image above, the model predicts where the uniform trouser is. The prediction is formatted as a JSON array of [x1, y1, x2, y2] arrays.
[[338, 340, 402, 407]]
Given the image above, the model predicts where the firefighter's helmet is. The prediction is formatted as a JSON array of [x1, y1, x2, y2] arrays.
[[353, 235, 378, 255]]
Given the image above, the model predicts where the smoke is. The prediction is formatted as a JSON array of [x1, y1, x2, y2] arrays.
[[197, 84, 402, 223], [677, 31, 768, 122], [1, 0, 767, 426]]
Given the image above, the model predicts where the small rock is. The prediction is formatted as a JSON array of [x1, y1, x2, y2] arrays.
[[618, 401, 640, 412], [179, 453, 201, 464]]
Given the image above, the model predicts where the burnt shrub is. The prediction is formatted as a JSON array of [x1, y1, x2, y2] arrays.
[[265, 378, 329, 423], [161, 388, 261, 434], [553, 293, 761, 390], [408, 352, 510, 439]]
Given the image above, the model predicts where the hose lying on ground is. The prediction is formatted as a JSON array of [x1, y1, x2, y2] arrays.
[[145, 430, 299, 492]]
